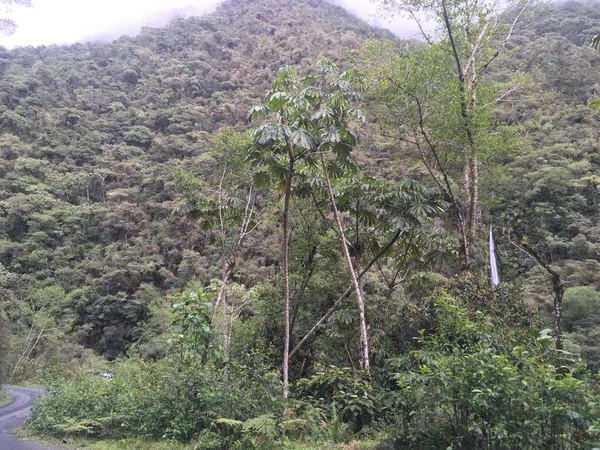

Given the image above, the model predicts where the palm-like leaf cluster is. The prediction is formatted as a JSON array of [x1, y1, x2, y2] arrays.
[[246, 60, 365, 191]]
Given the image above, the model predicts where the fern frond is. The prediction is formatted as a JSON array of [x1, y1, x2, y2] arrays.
[[216, 417, 244, 429], [243, 413, 277, 439]]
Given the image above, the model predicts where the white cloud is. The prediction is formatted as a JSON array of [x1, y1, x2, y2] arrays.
[[332, 0, 427, 39], [1, 0, 426, 49], [2, 0, 222, 48]]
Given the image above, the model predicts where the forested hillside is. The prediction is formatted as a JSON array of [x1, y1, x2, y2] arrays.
[[0, 0, 392, 368], [2, 0, 600, 448], [490, 0, 600, 367]]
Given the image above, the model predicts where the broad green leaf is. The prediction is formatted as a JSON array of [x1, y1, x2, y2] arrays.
[[246, 105, 269, 121], [319, 127, 341, 144], [301, 86, 324, 102], [291, 130, 314, 150], [347, 108, 366, 123], [266, 91, 289, 111], [338, 127, 357, 146]]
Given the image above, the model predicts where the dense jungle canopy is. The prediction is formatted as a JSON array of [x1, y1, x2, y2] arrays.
[[2, 0, 600, 448]]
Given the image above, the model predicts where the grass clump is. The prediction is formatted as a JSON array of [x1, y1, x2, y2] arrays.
[[0, 388, 12, 407]]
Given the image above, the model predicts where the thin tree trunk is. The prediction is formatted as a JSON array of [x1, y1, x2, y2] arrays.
[[321, 155, 370, 371], [522, 241, 564, 350], [227, 301, 234, 354], [213, 264, 232, 317], [463, 156, 471, 206], [282, 150, 295, 400], [10, 307, 45, 383], [442, 0, 479, 271], [468, 157, 479, 241], [222, 288, 228, 356], [289, 227, 404, 359], [459, 222, 470, 271], [26, 312, 50, 359]]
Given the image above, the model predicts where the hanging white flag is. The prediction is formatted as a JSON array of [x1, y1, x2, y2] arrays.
[[489, 225, 501, 287]]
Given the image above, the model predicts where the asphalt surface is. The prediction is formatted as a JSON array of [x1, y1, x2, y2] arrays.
[[0, 386, 50, 450]]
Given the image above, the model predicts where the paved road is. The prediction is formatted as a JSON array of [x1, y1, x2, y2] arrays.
[[0, 386, 51, 450]]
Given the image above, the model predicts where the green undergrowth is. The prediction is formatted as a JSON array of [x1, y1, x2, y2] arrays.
[[17, 436, 381, 450], [53, 438, 190, 450], [25, 295, 600, 449], [0, 388, 11, 407]]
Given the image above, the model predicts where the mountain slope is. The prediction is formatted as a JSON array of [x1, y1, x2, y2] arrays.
[[2, 0, 600, 375], [489, 0, 600, 367], [0, 0, 392, 368]]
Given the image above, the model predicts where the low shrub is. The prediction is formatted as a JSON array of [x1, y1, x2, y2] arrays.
[[29, 360, 210, 440], [383, 295, 600, 450], [294, 366, 382, 433], [28, 358, 282, 443]]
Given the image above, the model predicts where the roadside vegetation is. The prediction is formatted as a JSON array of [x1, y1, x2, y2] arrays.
[[0, 388, 11, 407], [25, 293, 600, 449]]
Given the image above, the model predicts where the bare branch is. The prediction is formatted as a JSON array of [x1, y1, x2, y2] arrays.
[[289, 228, 404, 358], [464, 21, 490, 83], [406, 4, 433, 44], [441, 0, 464, 85], [478, 1, 530, 76]]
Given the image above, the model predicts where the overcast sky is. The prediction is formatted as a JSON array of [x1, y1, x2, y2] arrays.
[[1, 0, 424, 49]]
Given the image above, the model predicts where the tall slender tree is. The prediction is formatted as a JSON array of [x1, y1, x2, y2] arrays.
[[247, 61, 371, 388], [368, 0, 532, 269], [247, 66, 318, 399], [249, 60, 449, 379], [310, 61, 371, 370], [175, 131, 265, 356]]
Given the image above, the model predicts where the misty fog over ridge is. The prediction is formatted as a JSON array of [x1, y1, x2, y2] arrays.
[[82, 3, 223, 44], [1, 0, 424, 49], [2, 0, 223, 48]]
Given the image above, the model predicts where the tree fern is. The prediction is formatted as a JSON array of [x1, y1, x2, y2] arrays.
[[243, 413, 277, 440]]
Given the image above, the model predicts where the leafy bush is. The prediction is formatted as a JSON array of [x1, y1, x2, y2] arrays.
[[28, 358, 282, 443], [29, 360, 210, 440], [448, 273, 538, 329], [384, 295, 600, 450], [295, 366, 383, 433]]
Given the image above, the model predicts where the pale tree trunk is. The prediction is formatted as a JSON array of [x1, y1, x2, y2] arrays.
[[10, 306, 48, 383], [282, 149, 295, 400], [459, 224, 470, 270], [213, 263, 232, 352], [213, 186, 255, 351], [420, 0, 527, 271], [321, 155, 370, 371], [222, 288, 229, 356], [468, 157, 479, 241], [461, 154, 478, 267], [462, 156, 471, 205], [227, 303, 234, 353], [460, 156, 472, 270], [442, 0, 480, 270], [213, 263, 232, 316], [289, 228, 404, 359], [214, 165, 230, 328]]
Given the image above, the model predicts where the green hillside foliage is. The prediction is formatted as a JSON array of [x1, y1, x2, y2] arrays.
[[0, 0, 392, 376], [487, 0, 600, 368], [3, 0, 600, 447]]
